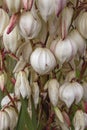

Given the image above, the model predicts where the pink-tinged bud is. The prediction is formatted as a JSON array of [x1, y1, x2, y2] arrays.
[[55, 0, 67, 16], [4, 0, 21, 13], [22, 0, 33, 11], [0, 8, 9, 36], [0, 110, 10, 130], [7, 13, 20, 34]]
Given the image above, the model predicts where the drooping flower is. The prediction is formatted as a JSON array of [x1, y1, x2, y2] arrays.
[[30, 47, 57, 75]]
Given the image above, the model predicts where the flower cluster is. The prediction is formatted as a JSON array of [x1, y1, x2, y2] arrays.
[[0, 0, 87, 130]]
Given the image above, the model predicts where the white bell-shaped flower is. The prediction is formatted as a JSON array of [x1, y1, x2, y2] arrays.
[[59, 82, 83, 108], [30, 47, 57, 75], [52, 38, 73, 64], [18, 11, 41, 39], [59, 82, 75, 108], [3, 26, 21, 53]]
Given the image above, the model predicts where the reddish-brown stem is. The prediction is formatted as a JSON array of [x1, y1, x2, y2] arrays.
[[46, 112, 55, 130]]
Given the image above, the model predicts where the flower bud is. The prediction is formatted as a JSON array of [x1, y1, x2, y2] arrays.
[[0, 8, 9, 36], [59, 82, 75, 108], [0, 110, 10, 130], [32, 82, 39, 109], [15, 71, 31, 99], [36, 0, 55, 22], [75, 11, 87, 39], [30, 47, 57, 75], [18, 11, 41, 39], [47, 79, 59, 106], [73, 110, 85, 130], [4, 0, 21, 13], [5, 107, 18, 130], [3, 26, 21, 53]]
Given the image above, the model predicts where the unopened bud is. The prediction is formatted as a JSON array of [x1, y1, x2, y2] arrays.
[[47, 79, 59, 106]]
